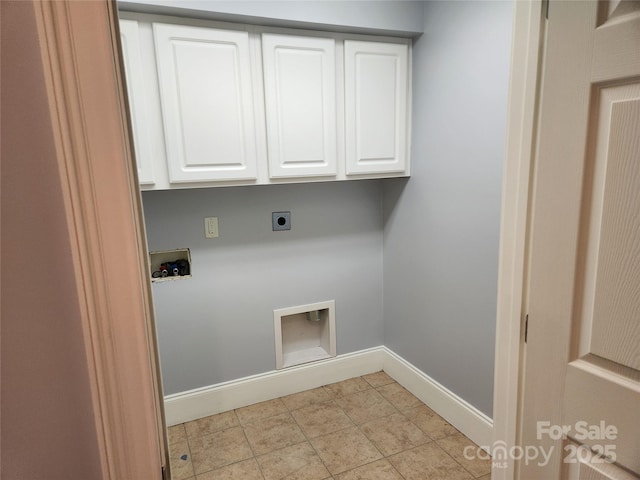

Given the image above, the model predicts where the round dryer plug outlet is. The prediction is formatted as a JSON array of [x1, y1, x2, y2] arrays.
[[272, 211, 291, 231]]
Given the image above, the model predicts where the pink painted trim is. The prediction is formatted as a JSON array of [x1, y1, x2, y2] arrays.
[[33, 1, 166, 477]]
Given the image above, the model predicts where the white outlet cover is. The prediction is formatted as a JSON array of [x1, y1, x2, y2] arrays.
[[205, 217, 219, 238]]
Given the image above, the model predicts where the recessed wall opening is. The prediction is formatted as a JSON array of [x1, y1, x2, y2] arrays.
[[149, 248, 192, 282], [274, 300, 336, 369]]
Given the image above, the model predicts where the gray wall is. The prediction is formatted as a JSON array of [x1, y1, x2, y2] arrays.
[[139, 0, 514, 419], [143, 181, 384, 394], [131, 0, 417, 397], [118, 0, 425, 36], [383, 1, 513, 417]]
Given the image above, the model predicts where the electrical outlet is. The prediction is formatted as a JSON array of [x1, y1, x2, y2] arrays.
[[272, 212, 291, 231], [204, 217, 219, 238]]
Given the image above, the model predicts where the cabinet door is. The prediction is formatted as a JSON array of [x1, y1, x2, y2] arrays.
[[344, 41, 409, 175], [262, 34, 337, 178], [119, 20, 155, 186], [153, 24, 258, 183]]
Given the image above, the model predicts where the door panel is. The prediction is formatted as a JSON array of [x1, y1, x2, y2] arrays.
[[119, 19, 155, 185], [565, 440, 640, 480], [587, 95, 640, 370], [153, 24, 258, 182], [344, 40, 409, 175], [564, 360, 640, 472], [262, 34, 337, 178], [521, 1, 640, 478]]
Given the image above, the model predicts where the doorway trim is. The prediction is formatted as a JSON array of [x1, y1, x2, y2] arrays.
[[33, 1, 167, 478], [492, 1, 545, 479], [32, 0, 548, 477]]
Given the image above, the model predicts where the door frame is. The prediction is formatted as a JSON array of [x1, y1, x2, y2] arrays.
[[33, 1, 168, 478], [492, 1, 546, 479], [33, 0, 549, 477]]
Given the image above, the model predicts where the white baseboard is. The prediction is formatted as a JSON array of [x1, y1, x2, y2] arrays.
[[164, 346, 493, 450], [379, 347, 493, 450], [164, 347, 386, 426]]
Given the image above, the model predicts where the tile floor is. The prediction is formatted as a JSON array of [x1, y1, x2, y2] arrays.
[[167, 372, 492, 480]]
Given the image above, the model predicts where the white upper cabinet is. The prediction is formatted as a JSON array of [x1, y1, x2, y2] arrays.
[[262, 34, 337, 178], [119, 19, 155, 185], [344, 41, 409, 175], [153, 23, 259, 183], [119, 14, 411, 189]]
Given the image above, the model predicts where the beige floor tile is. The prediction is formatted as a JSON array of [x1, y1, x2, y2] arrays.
[[167, 375, 491, 480], [360, 412, 430, 456], [324, 377, 370, 398], [291, 400, 353, 438], [168, 424, 188, 446], [189, 426, 253, 474], [282, 387, 331, 411], [310, 426, 382, 475], [404, 405, 458, 440], [388, 443, 473, 480], [362, 371, 396, 388], [169, 439, 195, 480], [185, 411, 239, 439], [336, 389, 397, 424], [376, 383, 422, 411], [436, 433, 491, 478], [243, 412, 306, 455], [335, 459, 404, 480], [195, 458, 263, 479], [236, 398, 288, 424], [257, 442, 330, 480]]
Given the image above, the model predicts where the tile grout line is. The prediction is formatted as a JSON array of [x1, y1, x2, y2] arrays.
[[434, 436, 490, 480], [172, 373, 488, 479], [234, 405, 266, 480], [350, 379, 419, 480], [284, 384, 346, 479], [187, 409, 264, 479], [434, 441, 481, 480], [287, 377, 384, 479], [330, 374, 467, 479], [307, 376, 398, 478], [183, 426, 197, 480]]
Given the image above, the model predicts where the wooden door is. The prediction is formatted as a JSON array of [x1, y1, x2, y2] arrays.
[[521, 1, 640, 478], [262, 33, 337, 178], [344, 40, 409, 175], [153, 23, 259, 183]]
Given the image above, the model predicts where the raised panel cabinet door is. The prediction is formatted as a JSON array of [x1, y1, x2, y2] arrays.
[[344, 41, 409, 175], [262, 34, 337, 178], [153, 23, 258, 183], [119, 19, 155, 186]]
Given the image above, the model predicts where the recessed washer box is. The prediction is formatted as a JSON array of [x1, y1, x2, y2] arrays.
[[149, 248, 191, 283], [274, 300, 336, 369]]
